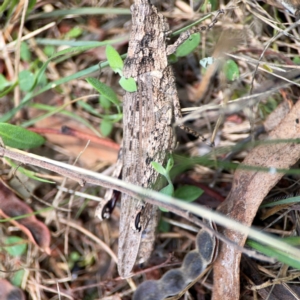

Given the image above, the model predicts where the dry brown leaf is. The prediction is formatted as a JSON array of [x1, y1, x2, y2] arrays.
[[28, 108, 119, 168], [0, 278, 25, 300], [212, 99, 300, 300], [0, 182, 51, 254]]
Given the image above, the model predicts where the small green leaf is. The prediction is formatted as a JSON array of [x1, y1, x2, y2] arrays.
[[168, 53, 178, 64], [151, 161, 166, 176], [65, 27, 83, 39], [159, 183, 174, 212], [262, 64, 273, 73], [86, 77, 120, 106], [293, 56, 300, 64], [68, 251, 81, 269], [20, 42, 31, 62], [158, 218, 170, 232], [209, 0, 218, 10], [3, 236, 27, 257], [165, 157, 174, 173], [174, 185, 203, 202], [223, 59, 239, 81], [0, 123, 45, 149], [100, 119, 113, 136], [175, 33, 200, 57], [19, 70, 35, 92], [119, 76, 137, 92], [44, 45, 55, 57], [0, 74, 11, 91], [99, 95, 111, 109], [106, 45, 124, 75], [160, 183, 174, 196], [11, 269, 25, 287], [70, 251, 81, 262]]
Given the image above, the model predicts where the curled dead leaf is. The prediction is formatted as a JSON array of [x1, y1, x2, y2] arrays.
[[0, 183, 51, 254], [0, 279, 25, 300]]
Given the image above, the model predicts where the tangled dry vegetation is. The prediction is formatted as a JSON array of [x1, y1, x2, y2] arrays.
[[1, 0, 300, 299]]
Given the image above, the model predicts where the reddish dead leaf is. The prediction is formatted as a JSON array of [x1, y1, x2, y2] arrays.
[[225, 115, 244, 124], [29, 126, 119, 152], [0, 182, 51, 254], [58, 22, 73, 34], [0, 279, 25, 300], [28, 108, 119, 168], [212, 99, 300, 300]]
